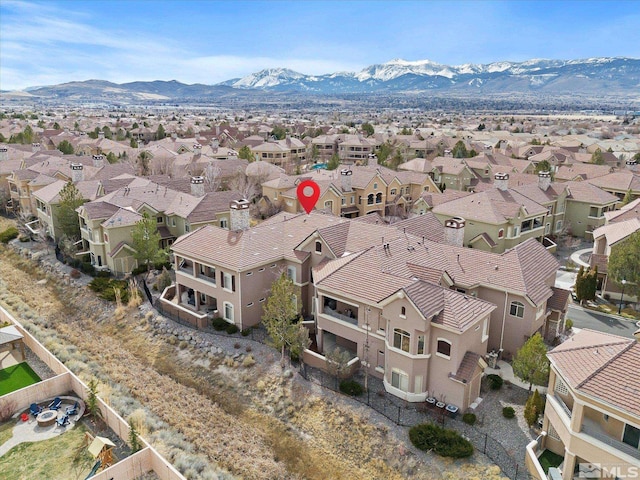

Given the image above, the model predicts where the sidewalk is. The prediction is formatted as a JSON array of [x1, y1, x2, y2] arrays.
[[484, 360, 547, 395], [569, 248, 592, 268]]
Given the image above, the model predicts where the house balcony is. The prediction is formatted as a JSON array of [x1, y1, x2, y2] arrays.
[[321, 297, 358, 327], [196, 272, 217, 285], [553, 394, 573, 419], [581, 417, 640, 461], [158, 285, 212, 329]]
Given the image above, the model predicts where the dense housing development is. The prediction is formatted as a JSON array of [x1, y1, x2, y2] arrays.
[[1, 107, 639, 480]]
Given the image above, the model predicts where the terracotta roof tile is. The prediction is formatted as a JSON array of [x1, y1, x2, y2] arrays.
[[451, 351, 483, 384]]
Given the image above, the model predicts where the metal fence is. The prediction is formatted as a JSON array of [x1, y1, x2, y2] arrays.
[[299, 364, 529, 480], [150, 297, 529, 480]]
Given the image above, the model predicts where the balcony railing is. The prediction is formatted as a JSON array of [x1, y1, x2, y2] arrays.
[[196, 272, 216, 285], [581, 418, 640, 461], [323, 306, 358, 326], [553, 394, 572, 419]]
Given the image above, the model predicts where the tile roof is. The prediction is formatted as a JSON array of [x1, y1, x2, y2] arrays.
[[548, 329, 640, 416], [592, 218, 640, 246], [451, 351, 483, 384], [565, 181, 619, 204], [391, 213, 445, 244], [172, 211, 345, 270], [547, 287, 570, 312], [102, 207, 142, 228], [589, 171, 640, 192], [604, 198, 640, 224]]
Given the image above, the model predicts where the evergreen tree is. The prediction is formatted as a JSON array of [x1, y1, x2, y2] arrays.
[[57, 181, 85, 240], [590, 148, 605, 165], [57, 140, 75, 154], [361, 123, 375, 137], [452, 140, 468, 158], [535, 159, 552, 174], [128, 419, 141, 453], [327, 153, 340, 171], [155, 124, 166, 140], [238, 145, 254, 161]]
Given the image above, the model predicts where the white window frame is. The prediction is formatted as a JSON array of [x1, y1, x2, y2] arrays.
[[510, 301, 525, 318], [436, 338, 452, 359], [223, 302, 234, 322], [393, 328, 410, 353], [223, 272, 233, 292], [391, 368, 409, 392]]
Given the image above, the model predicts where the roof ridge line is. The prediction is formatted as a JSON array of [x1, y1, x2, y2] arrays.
[[576, 341, 636, 389]]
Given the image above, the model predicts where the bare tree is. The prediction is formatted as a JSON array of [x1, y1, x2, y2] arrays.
[[228, 170, 260, 201], [203, 161, 222, 192]]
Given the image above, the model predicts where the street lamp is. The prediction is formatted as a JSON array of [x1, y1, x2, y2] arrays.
[[618, 279, 627, 315]]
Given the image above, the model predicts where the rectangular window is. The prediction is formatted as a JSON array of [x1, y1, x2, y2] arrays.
[[393, 329, 410, 353], [623, 424, 640, 449], [185, 223, 190, 232], [509, 301, 525, 318], [287, 266, 296, 283], [172, 218, 176, 227], [437, 339, 451, 358], [341, 198, 346, 205], [417, 335, 425, 355], [220, 218, 228, 229], [200, 293, 206, 304], [391, 370, 409, 392], [157, 216, 163, 224], [222, 272, 235, 292], [224, 303, 234, 322]]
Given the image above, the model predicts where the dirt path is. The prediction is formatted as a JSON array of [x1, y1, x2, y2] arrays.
[[0, 239, 507, 480]]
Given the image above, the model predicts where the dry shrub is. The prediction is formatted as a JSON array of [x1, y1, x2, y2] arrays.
[[114, 305, 127, 320], [128, 408, 149, 437], [242, 355, 255, 368], [0, 399, 17, 422], [128, 279, 142, 308]]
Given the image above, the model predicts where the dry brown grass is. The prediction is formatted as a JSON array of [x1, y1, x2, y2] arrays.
[[0, 247, 508, 480]]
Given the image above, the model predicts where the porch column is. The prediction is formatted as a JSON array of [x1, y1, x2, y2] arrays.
[[569, 401, 584, 433], [561, 450, 576, 480], [194, 290, 200, 311], [317, 327, 323, 351]]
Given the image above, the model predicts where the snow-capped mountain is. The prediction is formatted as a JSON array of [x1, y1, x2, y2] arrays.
[[220, 57, 640, 94]]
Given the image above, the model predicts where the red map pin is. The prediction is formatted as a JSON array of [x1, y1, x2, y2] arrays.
[[297, 179, 320, 214]]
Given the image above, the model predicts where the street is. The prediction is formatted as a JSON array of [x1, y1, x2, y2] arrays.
[[567, 304, 639, 339]]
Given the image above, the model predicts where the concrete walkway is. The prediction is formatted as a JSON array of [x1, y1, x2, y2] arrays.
[[570, 248, 592, 268], [0, 397, 84, 457], [484, 360, 548, 395]]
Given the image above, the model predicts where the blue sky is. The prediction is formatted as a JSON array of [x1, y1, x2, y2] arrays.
[[1, 0, 639, 90]]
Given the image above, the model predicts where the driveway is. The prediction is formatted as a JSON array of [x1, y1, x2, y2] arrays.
[[567, 304, 638, 339]]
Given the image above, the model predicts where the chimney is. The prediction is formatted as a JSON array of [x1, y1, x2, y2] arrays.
[[92, 154, 105, 168], [193, 144, 202, 156], [171, 132, 177, 139], [340, 168, 352, 192], [444, 216, 466, 248], [494, 172, 509, 191], [70, 163, 84, 183], [211, 138, 219, 152], [228, 150, 238, 160], [98, 130, 105, 139], [0, 147, 7, 161], [368, 153, 377, 167], [444, 149, 452, 157], [538, 171, 551, 191], [626, 160, 638, 172], [230, 199, 250, 231], [32, 143, 41, 153], [190, 176, 205, 197]]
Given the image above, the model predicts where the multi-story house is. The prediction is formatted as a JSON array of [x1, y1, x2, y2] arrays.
[[527, 329, 640, 480], [165, 209, 564, 401], [76, 177, 243, 274], [588, 161, 640, 204], [252, 137, 306, 173], [260, 164, 439, 219], [432, 173, 550, 253], [337, 134, 380, 164]]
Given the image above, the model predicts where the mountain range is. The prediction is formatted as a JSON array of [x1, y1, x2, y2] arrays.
[[3, 57, 639, 103]]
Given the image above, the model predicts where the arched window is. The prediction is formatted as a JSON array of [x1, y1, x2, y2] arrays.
[[367, 194, 374, 205], [315, 241, 322, 253], [400, 306, 406, 317], [510, 301, 525, 318], [436, 339, 451, 358], [393, 328, 410, 352], [376, 192, 382, 203], [498, 228, 504, 239]]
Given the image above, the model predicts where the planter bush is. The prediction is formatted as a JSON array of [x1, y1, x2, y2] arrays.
[[409, 423, 474, 458], [487, 374, 504, 390], [462, 413, 476, 425], [503, 406, 515, 418], [0, 227, 19, 244], [211, 317, 229, 331], [241, 329, 251, 337], [225, 324, 239, 335], [339, 380, 363, 397]]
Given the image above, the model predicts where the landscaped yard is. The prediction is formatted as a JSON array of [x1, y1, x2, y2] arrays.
[[0, 362, 41, 395], [0, 422, 95, 480], [0, 421, 13, 447], [538, 448, 564, 473]]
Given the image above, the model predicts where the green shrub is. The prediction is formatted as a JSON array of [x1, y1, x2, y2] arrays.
[[95, 270, 111, 278], [211, 317, 229, 331], [131, 264, 149, 276], [88, 277, 129, 302], [81, 262, 95, 275], [0, 227, 19, 243], [565, 318, 573, 331], [154, 261, 172, 271], [503, 406, 515, 418], [409, 423, 474, 458], [339, 380, 363, 396], [487, 374, 504, 390], [225, 324, 239, 335], [462, 413, 476, 425], [241, 329, 251, 337]]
